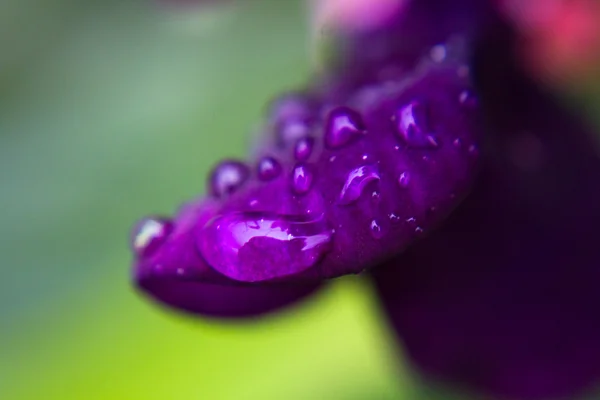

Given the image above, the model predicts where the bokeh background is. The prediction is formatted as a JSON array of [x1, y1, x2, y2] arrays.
[[1, 1, 599, 399]]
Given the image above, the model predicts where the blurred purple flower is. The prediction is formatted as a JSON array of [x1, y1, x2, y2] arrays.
[[130, 0, 600, 398]]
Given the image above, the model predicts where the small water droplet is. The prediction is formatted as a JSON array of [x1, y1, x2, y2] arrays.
[[294, 137, 314, 161], [371, 190, 381, 202], [459, 90, 477, 107], [453, 138, 462, 148], [176, 268, 185, 276], [430, 44, 447, 63], [338, 165, 380, 205], [468, 144, 479, 156], [131, 217, 173, 257], [324, 106, 365, 149], [198, 212, 333, 282], [257, 156, 281, 181], [398, 171, 410, 188], [457, 65, 470, 78], [389, 213, 400, 222], [415, 226, 424, 235], [292, 163, 313, 194], [395, 101, 439, 148], [209, 160, 250, 198], [370, 219, 384, 239], [329, 156, 336, 162], [406, 217, 416, 224], [394, 145, 400, 151], [249, 199, 259, 207]]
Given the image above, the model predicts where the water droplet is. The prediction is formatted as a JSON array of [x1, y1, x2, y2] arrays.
[[257, 156, 281, 181], [371, 190, 381, 202], [370, 219, 384, 239], [415, 226, 424, 235], [389, 213, 400, 222], [209, 160, 250, 198], [406, 217, 416, 224], [338, 165, 380, 205], [362, 154, 369, 161], [453, 138, 462, 148], [468, 144, 479, 156], [459, 90, 477, 107], [398, 171, 410, 188], [198, 212, 333, 282], [430, 44, 447, 62], [329, 156, 336, 162], [395, 101, 439, 148], [324, 106, 365, 149], [249, 199, 259, 207], [292, 163, 313, 194], [131, 217, 173, 257], [176, 268, 185, 276], [294, 137, 314, 161]]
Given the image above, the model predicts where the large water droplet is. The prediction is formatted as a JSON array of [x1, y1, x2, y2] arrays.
[[338, 165, 380, 205], [257, 156, 281, 181], [198, 212, 333, 282], [324, 106, 365, 149], [395, 101, 439, 148], [209, 160, 250, 198], [292, 163, 313, 194], [131, 217, 173, 258], [294, 137, 314, 161]]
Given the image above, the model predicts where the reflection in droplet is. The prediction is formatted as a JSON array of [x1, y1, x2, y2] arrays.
[[131, 217, 173, 258], [292, 163, 313, 195], [294, 137, 314, 161], [198, 212, 333, 282], [398, 171, 411, 188], [370, 219, 384, 239], [324, 106, 365, 149], [209, 160, 250, 198], [338, 165, 380, 205], [395, 101, 439, 148]]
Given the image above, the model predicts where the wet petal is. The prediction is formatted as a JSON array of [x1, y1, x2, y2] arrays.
[[132, 199, 320, 318]]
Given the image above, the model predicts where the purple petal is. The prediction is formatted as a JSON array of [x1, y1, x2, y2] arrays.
[[132, 199, 320, 318], [374, 23, 600, 400], [195, 47, 481, 283]]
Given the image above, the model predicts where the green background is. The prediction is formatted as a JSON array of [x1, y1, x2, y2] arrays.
[[1, 1, 598, 399]]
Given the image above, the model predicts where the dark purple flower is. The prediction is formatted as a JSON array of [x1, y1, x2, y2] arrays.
[[373, 22, 600, 400], [130, 0, 600, 398]]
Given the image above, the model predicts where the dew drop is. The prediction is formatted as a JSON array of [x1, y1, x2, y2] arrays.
[[198, 212, 333, 282], [370, 219, 384, 239], [209, 160, 250, 198], [395, 101, 439, 148], [430, 44, 447, 63], [257, 156, 281, 181], [131, 217, 173, 258], [292, 163, 313, 195], [371, 190, 381, 202], [338, 165, 380, 205], [389, 213, 400, 223], [324, 106, 365, 149], [415, 226, 424, 235], [468, 144, 479, 156], [398, 171, 410, 188], [294, 137, 314, 161], [459, 90, 477, 108]]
